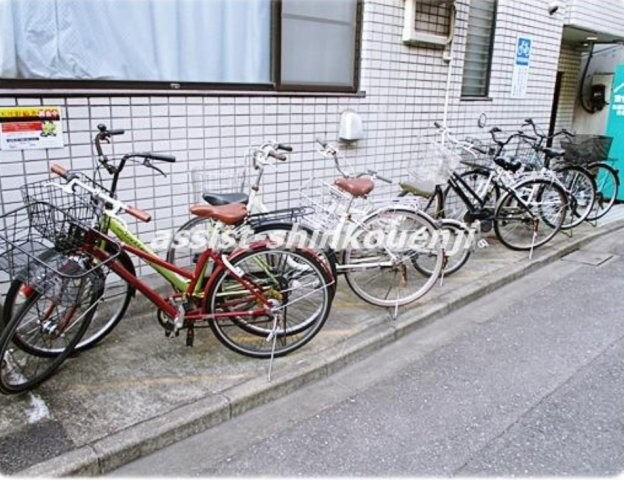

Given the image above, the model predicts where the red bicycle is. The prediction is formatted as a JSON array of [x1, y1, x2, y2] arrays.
[[0, 162, 334, 394]]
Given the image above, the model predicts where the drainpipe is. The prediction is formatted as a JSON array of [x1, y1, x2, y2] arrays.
[[441, 2, 457, 137]]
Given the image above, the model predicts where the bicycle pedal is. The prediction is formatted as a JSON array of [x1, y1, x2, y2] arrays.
[[477, 239, 489, 249], [186, 327, 194, 347]]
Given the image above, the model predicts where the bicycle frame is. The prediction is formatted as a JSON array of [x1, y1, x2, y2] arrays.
[[93, 215, 273, 322]]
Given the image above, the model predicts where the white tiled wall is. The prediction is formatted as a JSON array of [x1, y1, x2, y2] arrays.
[[0, 0, 573, 278]]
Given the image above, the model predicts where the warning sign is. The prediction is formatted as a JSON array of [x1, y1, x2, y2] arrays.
[[0, 106, 64, 151]]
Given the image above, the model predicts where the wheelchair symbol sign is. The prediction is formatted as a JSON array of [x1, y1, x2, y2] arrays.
[[516, 37, 532, 66]]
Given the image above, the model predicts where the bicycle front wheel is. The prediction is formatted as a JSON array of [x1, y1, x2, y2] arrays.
[[2, 249, 134, 357], [343, 207, 444, 307], [0, 274, 102, 394], [494, 178, 568, 251], [206, 246, 333, 358], [587, 162, 619, 221]]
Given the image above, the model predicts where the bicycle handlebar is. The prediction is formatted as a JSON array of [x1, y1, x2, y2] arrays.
[[50, 163, 152, 223]]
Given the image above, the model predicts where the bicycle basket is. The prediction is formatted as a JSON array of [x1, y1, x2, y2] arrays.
[[190, 167, 250, 203], [21, 174, 110, 246], [561, 135, 613, 165], [458, 140, 498, 169], [0, 204, 121, 306], [408, 141, 462, 186], [502, 136, 541, 168], [298, 178, 357, 231]]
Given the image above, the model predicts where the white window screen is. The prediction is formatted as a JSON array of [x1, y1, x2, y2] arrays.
[[0, 0, 271, 84], [280, 0, 358, 88], [461, 0, 497, 97]]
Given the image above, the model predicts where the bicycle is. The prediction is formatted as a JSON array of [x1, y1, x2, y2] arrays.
[[400, 123, 569, 255], [170, 138, 445, 312], [557, 133, 620, 222], [515, 118, 597, 230], [303, 139, 445, 311], [166, 140, 339, 286], [0, 160, 335, 393]]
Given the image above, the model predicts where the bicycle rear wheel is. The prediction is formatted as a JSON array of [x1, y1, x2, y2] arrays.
[[586, 162, 619, 221], [0, 274, 101, 394], [206, 246, 333, 358], [494, 179, 567, 251], [554, 165, 596, 230], [411, 220, 472, 277], [343, 207, 443, 307]]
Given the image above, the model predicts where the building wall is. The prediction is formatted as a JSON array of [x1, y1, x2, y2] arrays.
[[564, 0, 624, 40], [554, 42, 582, 134], [0, 0, 565, 278]]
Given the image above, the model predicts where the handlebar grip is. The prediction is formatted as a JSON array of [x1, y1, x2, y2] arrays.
[[268, 151, 287, 161], [146, 153, 176, 163], [377, 174, 392, 184], [315, 137, 328, 148], [433, 121, 442, 129], [51, 163, 68, 179], [108, 129, 125, 136], [277, 143, 293, 152], [126, 206, 152, 223]]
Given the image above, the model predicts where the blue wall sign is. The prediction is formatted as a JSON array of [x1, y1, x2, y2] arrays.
[[606, 64, 624, 200], [515, 37, 532, 66]]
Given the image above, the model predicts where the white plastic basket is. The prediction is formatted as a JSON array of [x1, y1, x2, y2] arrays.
[[407, 141, 463, 186]]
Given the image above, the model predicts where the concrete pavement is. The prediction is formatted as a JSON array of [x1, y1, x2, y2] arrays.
[[4, 208, 624, 475], [115, 228, 624, 476]]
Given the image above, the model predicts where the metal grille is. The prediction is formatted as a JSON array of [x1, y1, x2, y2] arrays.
[[414, 0, 453, 37]]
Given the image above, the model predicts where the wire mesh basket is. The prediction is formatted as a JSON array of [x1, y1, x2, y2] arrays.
[[190, 166, 250, 203], [298, 178, 360, 231], [457, 139, 498, 169], [560, 135, 613, 165], [501, 135, 542, 169], [0, 203, 121, 306], [407, 141, 463, 186], [20, 176, 108, 251]]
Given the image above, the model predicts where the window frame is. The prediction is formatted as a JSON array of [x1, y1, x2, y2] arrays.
[[460, 0, 498, 100], [0, 0, 362, 94]]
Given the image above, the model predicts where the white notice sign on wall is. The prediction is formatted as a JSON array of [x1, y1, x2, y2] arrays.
[[511, 35, 532, 99]]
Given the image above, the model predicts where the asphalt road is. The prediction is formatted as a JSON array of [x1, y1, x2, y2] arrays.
[[113, 231, 624, 476]]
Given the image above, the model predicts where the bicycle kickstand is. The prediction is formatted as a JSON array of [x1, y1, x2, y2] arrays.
[[266, 314, 280, 382]]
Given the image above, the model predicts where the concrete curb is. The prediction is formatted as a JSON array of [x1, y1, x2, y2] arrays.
[[18, 220, 624, 476]]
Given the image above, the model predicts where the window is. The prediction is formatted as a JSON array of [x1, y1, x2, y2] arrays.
[[461, 0, 497, 98], [279, 0, 359, 90], [0, 0, 360, 93]]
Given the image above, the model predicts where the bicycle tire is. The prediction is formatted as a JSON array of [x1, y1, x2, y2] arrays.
[[0, 275, 101, 393], [343, 206, 444, 307], [205, 246, 333, 358], [2, 249, 134, 357], [411, 220, 472, 277], [553, 165, 596, 230], [586, 162, 620, 221], [494, 178, 567, 251]]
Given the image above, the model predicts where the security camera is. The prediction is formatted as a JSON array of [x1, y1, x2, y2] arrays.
[[548, 1, 561, 15]]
